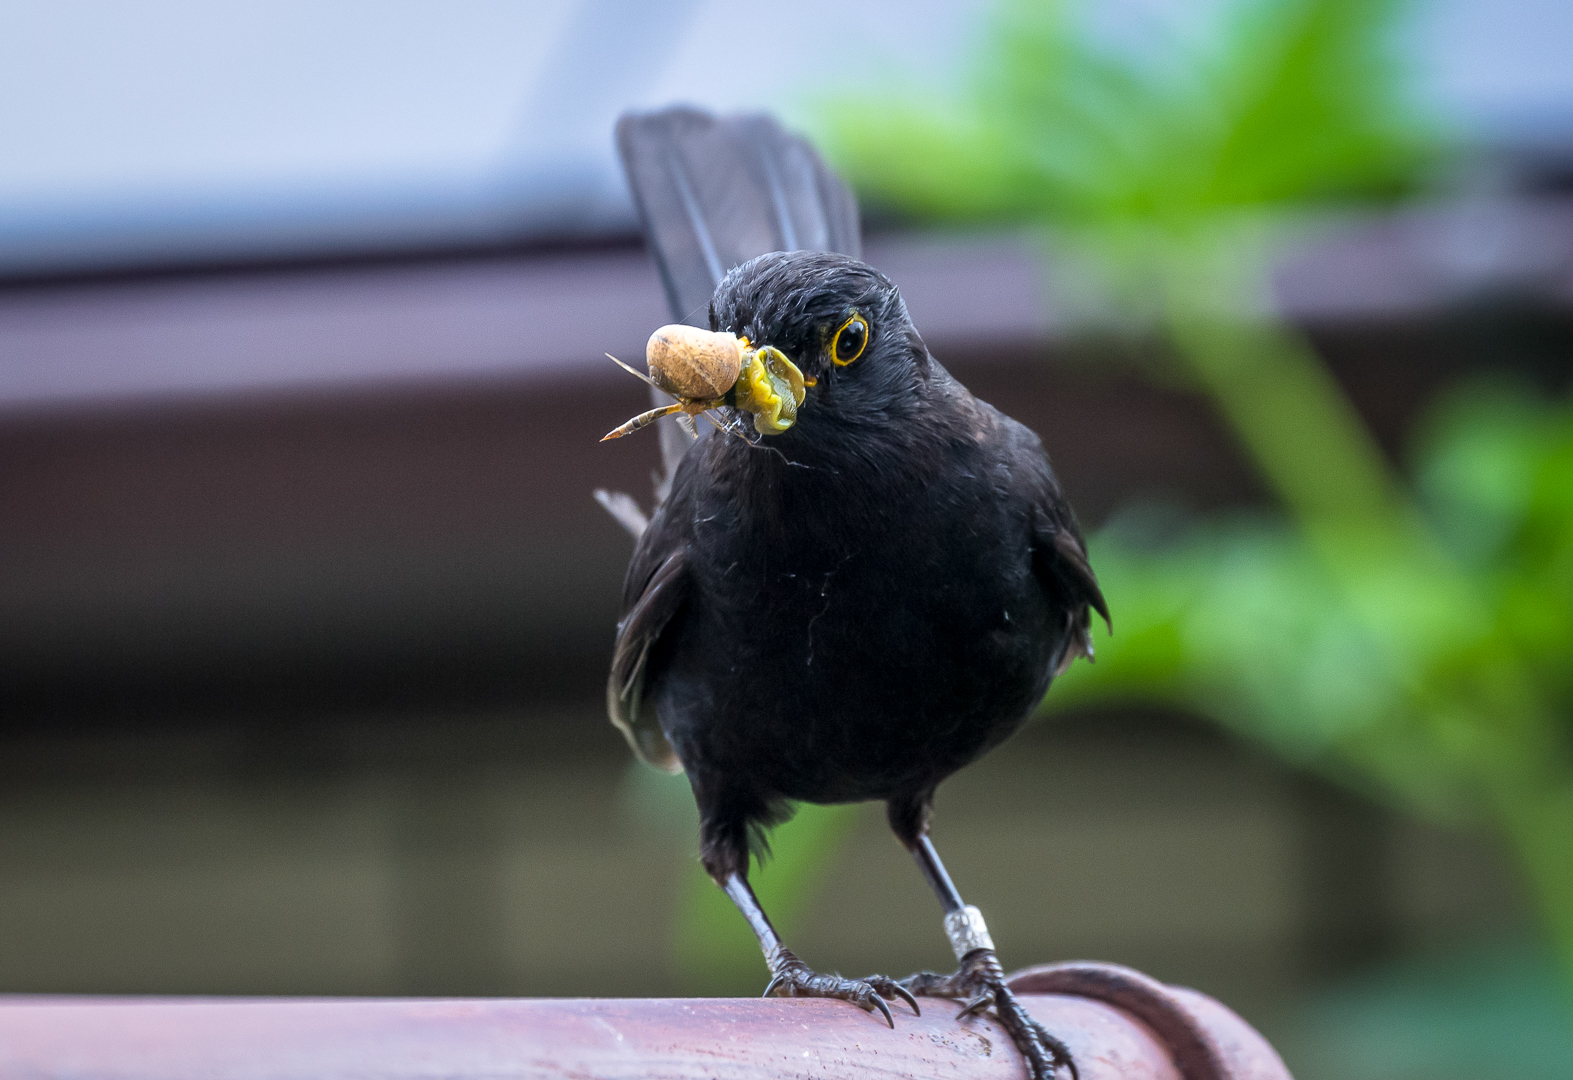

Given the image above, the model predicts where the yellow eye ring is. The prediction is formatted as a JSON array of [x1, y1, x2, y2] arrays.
[[831, 314, 869, 366]]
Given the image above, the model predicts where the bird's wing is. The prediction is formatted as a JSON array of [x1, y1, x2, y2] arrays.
[[615, 106, 862, 492], [607, 544, 689, 772], [1032, 508, 1109, 676], [1015, 430, 1109, 676]]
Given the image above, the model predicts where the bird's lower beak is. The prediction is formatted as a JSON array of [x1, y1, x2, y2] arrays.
[[732, 346, 807, 435]]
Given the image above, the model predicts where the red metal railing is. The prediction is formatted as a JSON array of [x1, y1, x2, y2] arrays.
[[0, 963, 1291, 1080]]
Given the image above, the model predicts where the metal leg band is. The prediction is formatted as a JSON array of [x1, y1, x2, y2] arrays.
[[944, 904, 995, 960]]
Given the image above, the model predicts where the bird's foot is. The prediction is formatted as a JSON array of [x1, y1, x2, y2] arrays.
[[899, 948, 1075, 1080], [762, 949, 919, 1028]]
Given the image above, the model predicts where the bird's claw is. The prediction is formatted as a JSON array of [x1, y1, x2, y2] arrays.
[[896, 948, 1075, 1080], [957, 991, 993, 1020], [894, 945, 999, 1001], [994, 990, 1077, 1080], [762, 953, 917, 1027], [871, 992, 895, 1028], [862, 973, 921, 1017]]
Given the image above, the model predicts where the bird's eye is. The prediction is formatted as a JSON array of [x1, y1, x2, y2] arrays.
[[831, 314, 869, 366]]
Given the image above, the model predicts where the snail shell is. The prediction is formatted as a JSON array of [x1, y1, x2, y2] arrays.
[[646, 324, 744, 402]]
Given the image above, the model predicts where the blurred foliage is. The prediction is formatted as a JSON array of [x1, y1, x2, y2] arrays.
[[824, 0, 1429, 231], [1282, 938, 1573, 1080], [1054, 381, 1573, 975], [1056, 379, 1573, 801], [825, 0, 1573, 1011]]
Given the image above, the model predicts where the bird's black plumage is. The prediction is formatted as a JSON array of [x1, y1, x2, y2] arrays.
[[606, 108, 1106, 1080], [611, 250, 1106, 873]]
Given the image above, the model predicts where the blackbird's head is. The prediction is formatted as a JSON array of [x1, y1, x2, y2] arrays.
[[709, 251, 927, 435]]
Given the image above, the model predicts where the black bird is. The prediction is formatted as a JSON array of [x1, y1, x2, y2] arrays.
[[602, 108, 1107, 1080]]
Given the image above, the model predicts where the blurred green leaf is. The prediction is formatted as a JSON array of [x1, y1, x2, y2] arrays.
[[1283, 938, 1573, 1080], [822, 0, 1432, 230]]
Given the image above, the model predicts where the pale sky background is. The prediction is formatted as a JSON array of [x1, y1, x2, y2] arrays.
[[0, 0, 1568, 273]]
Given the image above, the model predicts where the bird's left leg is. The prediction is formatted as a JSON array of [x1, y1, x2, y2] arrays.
[[887, 796, 1076, 1080]]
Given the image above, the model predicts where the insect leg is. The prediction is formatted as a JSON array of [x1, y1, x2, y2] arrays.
[[605, 353, 662, 390]]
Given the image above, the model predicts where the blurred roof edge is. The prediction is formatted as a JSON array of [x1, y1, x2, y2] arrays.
[[0, 195, 1569, 419], [0, 172, 643, 290], [1, 136, 1570, 290]]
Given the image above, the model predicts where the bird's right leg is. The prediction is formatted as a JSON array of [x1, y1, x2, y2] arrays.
[[699, 792, 916, 1026], [717, 872, 916, 1025]]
